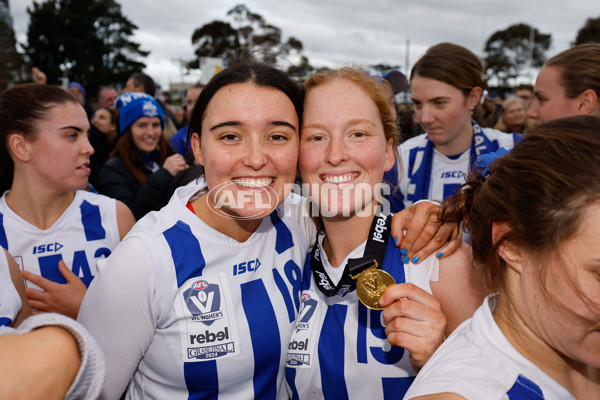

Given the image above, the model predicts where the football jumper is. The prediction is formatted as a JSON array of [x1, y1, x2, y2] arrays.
[[78, 185, 316, 400], [0, 190, 120, 289], [285, 231, 436, 400], [404, 294, 575, 400], [397, 125, 521, 208], [0, 249, 21, 327]]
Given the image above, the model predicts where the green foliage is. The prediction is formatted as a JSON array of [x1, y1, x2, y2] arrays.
[[484, 23, 551, 85], [189, 4, 308, 74], [23, 0, 148, 98], [0, 19, 24, 90], [574, 16, 600, 45]]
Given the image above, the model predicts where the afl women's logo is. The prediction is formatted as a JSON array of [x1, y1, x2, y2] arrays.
[[301, 293, 311, 302], [192, 280, 208, 290]]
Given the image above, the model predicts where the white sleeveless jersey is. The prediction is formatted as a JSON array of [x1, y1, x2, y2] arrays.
[[0, 250, 21, 327], [404, 294, 575, 400], [398, 129, 519, 207], [286, 232, 436, 400], [0, 190, 120, 289], [78, 186, 315, 400]]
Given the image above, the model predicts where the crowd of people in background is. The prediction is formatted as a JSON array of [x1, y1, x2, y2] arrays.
[[0, 41, 599, 399]]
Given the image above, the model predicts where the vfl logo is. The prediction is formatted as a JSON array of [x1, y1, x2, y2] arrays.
[[183, 280, 223, 326], [233, 258, 261, 276], [295, 293, 318, 329], [32, 242, 63, 254]]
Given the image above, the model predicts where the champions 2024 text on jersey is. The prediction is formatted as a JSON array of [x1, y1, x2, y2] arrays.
[[0, 190, 121, 290], [285, 231, 438, 400], [404, 294, 576, 400], [78, 185, 316, 400]]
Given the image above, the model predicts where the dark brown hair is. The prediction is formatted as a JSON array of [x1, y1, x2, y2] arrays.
[[410, 42, 495, 127], [0, 83, 79, 192], [441, 116, 600, 292], [545, 43, 600, 100]]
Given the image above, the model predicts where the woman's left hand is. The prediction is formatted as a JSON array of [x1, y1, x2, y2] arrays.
[[390, 201, 462, 264], [380, 282, 446, 372], [22, 260, 87, 319]]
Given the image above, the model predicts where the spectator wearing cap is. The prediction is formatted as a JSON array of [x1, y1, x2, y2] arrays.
[[96, 92, 188, 220], [123, 72, 182, 141], [67, 81, 94, 119]]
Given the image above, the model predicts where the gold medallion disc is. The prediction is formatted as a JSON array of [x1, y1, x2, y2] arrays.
[[355, 269, 396, 310]]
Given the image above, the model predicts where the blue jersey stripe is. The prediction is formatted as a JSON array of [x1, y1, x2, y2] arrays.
[[319, 304, 349, 399], [164, 220, 216, 398], [164, 221, 206, 287], [184, 361, 219, 400], [79, 200, 106, 241], [382, 376, 414, 399], [285, 367, 300, 400], [301, 251, 312, 290], [0, 317, 13, 327], [270, 212, 294, 254], [242, 279, 280, 400], [507, 374, 545, 400], [273, 267, 295, 323], [0, 212, 8, 249]]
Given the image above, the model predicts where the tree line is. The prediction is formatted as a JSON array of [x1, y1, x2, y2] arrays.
[[2, 1, 600, 93]]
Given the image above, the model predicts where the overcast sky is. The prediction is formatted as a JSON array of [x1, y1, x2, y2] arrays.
[[9, 0, 599, 89]]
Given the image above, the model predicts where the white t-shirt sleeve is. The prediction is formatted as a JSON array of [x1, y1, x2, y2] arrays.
[[78, 237, 157, 400]]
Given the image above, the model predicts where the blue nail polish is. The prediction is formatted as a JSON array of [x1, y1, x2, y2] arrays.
[[402, 256, 409, 264], [437, 252, 444, 258], [412, 256, 420, 263], [400, 248, 407, 255], [394, 237, 398, 245]]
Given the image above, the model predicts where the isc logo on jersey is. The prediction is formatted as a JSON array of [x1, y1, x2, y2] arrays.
[[183, 280, 223, 326], [232, 258, 261, 276], [32, 242, 63, 254]]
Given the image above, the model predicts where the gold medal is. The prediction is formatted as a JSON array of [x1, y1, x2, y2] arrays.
[[352, 263, 396, 310]]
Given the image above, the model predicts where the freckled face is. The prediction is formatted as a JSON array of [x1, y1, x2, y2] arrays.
[[299, 79, 394, 217]]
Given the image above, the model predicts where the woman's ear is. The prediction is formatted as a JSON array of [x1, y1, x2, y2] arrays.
[[8, 134, 32, 163], [577, 88, 598, 116], [467, 86, 484, 111], [191, 132, 204, 166], [383, 138, 396, 172], [493, 221, 523, 273]]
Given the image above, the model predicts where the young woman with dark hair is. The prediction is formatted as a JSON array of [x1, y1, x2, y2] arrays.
[[0, 83, 135, 319]]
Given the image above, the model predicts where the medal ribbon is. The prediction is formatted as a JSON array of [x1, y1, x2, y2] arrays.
[[311, 207, 391, 297]]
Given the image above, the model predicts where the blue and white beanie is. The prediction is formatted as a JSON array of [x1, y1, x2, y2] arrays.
[[115, 92, 165, 136]]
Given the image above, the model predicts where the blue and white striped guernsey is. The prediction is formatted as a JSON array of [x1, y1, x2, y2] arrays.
[[404, 294, 575, 400], [285, 231, 434, 400], [79, 186, 314, 399], [0, 190, 120, 290]]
